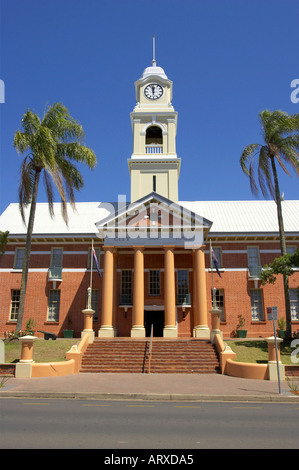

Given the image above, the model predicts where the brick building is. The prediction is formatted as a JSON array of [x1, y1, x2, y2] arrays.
[[0, 58, 298, 339]]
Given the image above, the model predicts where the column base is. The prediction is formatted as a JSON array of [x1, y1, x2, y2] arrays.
[[98, 327, 116, 338], [163, 326, 178, 338], [15, 362, 33, 378], [81, 330, 95, 343], [193, 326, 210, 339], [131, 327, 146, 338], [268, 361, 285, 381]]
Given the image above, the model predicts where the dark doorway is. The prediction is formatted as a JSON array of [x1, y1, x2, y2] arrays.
[[144, 310, 164, 337]]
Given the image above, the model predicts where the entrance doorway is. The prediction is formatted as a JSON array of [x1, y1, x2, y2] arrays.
[[144, 311, 164, 337]]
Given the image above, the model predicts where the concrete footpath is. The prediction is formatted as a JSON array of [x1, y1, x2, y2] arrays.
[[1, 372, 299, 402]]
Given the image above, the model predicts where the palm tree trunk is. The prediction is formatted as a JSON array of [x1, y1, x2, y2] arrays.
[[270, 155, 292, 339], [15, 169, 41, 334]]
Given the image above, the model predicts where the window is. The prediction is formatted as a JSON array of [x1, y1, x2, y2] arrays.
[[250, 289, 264, 321], [120, 270, 132, 304], [145, 126, 163, 154], [212, 247, 222, 268], [248, 247, 261, 277], [51, 248, 63, 267], [153, 175, 157, 192], [149, 270, 160, 296], [286, 246, 297, 255], [10, 290, 20, 321], [88, 248, 101, 270], [177, 270, 189, 304], [47, 290, 60, 322], [290, 289, 299, 321], [14, 248, 25, 269], [211, 288, 225, 322], [91, 290, 99, 321]]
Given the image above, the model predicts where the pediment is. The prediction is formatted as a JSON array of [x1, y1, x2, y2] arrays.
[[95, 192, 212, 247]]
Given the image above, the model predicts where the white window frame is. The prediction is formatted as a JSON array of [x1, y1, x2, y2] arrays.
[[247, 246, 260, 268], [13, 248, 25, 270], [290, 289, 299, 321], [87, 248, 101, 270], [250, 289, 264, 321], [9, 289, 20, 321], [47, 290, 61, 322], [211, 288, 225, 322], [149, 270, 160, 296], [212, 247, 223, 268], [50, 248, 63, 268]]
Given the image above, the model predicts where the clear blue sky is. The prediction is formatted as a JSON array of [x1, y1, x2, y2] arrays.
[[0, 0, 298, 215]]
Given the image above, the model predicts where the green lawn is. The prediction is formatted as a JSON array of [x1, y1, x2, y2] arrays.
[[3, 338, 296, 365], [226, 340, 295, 365], [4, 338, 79, 363]]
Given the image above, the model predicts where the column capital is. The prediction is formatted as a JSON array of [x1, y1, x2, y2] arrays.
[[192, 244, 206, 253], [103, 245, 116, 252], [132, 245, 144, 251], [163, 245, 176, 251]]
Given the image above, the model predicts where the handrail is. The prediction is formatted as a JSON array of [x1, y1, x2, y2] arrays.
[[148, 323, 153, 374]]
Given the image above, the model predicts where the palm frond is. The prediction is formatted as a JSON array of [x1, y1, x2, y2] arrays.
[[21, 110, 41, 135], [18, 157, 35, 224], [43, 172, 54, 218], [240, 143, 260, 175]]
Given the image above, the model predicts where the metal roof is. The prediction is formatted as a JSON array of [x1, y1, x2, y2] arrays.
[[0, 200, 298, 238]]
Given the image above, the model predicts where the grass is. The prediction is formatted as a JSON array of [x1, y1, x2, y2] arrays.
[[4, 338, 79, 363], [3, 338, 297, 366], [226, 340, 295, 365]]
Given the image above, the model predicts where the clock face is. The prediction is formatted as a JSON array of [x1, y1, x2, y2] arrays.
[[144, 83, 163, 100]]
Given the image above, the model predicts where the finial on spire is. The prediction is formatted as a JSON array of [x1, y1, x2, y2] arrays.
[[152, 35, 156, 66]]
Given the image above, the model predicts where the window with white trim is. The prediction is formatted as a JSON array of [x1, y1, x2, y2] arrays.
[[250, 289, 264, 321], [88, 248, 101, 270], [120, 270, 132, 304], [212, 247, 222, 268], [177, 270, 189, 304], [13, 248, 25, 269], [290, 289, 299, 321], [10, 289, 20, 321], [211, 288, 225, 322], [50, 248, 63, 268], [92, 290, 99, 321], [149, 270, 160, 296], [47, 290, 60, 322]]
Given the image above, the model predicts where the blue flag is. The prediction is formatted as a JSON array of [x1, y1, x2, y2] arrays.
[[93, 248, 101, 278], [212, 248, 222, 278]]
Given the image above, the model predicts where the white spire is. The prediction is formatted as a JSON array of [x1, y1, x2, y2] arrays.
[[140, 36, 168, 80], [152, 35, 156, 66]]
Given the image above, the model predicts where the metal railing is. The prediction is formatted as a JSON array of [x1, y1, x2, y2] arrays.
[[148, 323, 154, 374]]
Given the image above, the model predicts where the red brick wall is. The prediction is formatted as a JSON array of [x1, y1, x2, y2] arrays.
[[0, 241, 298, 338]]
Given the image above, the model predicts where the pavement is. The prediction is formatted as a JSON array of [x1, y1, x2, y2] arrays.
[[1, 372, 299, 402]]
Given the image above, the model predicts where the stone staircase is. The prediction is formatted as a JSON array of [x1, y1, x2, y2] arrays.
[[80, 338, 220, 374]]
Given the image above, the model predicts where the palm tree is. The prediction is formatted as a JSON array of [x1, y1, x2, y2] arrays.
[[14, 103, 97, 333], [240, 110, 299, 339]]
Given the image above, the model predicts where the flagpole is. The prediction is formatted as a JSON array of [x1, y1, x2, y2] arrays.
[[88, 239, 94, 309], [210, 239, 216, 309]]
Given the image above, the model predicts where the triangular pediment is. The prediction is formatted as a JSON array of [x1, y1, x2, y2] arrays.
[[95, 192, 212, 247]]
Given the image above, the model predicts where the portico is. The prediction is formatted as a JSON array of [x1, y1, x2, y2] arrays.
[[97, 240, 210, 338]]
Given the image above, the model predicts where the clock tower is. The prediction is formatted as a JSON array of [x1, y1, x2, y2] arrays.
[[128, 47, 181, 202]]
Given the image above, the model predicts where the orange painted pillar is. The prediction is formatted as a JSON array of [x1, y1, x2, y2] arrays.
[[131, 246, 145, 337], [99, 246, 115, 337], [193, 246, 210, 338], [19, 335, 37, 363], [163, 246, 177, 337]]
